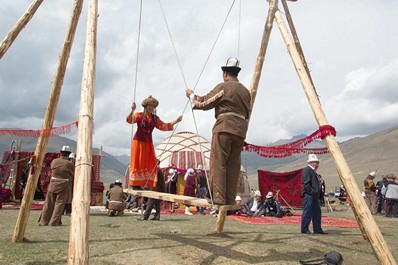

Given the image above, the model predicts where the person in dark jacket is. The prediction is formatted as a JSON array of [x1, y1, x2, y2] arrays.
[[138, 160, 166, 221], [196, 165, 208, 215], [263, 192, 284, 217], [300, 154, 326, 234]]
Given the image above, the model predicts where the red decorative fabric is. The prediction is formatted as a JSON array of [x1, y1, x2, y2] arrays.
[[92, 155, 101, 182], [242, 126, 336, 158], [258, 168, 303, 207], [10, 151, 104, 204], [227, 215, 391, 228], [0, 121, 78, 138], [170, 150, 202, 170]]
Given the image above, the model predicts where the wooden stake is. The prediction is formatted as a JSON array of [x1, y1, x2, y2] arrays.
[[247, 0, 278, 122], [274, 10, 396, 265], [68, 0, 98, 264], [0, 0, 44, 59], [11, 0, 84, 243], [215, 206, 228, 233]]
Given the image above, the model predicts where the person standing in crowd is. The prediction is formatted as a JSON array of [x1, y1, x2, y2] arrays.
[[126, 96, 182, 188], [63, 152, 76, 216], [108, 179, 128, 216], [319, 176, 326, 207], [243, 190, 264, 217], [138, 160, 166, 221], [183, 168, 197, 215], [264, 192, 284, 217], [364, 171, 378, 215], [165, 167, 178, 213], [196, 165, 208, 215], [376, 175, 388, 214], [384, 174, 398, 217], [300, 154, 327, 234], [39, 146, 74, 226], [185, 57, 251, 206]]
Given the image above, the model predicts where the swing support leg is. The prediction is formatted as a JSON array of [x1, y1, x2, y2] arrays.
[[215, 206, 228, 233]]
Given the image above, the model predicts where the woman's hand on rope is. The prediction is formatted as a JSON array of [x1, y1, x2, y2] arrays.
[[173, 115, 183, 125], [131, 102, 136, 111]]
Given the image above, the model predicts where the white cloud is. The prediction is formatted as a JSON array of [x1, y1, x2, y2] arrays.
[[1, 0, 398, 156]]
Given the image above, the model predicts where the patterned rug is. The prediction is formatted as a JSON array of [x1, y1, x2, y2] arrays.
[[228, 215, 363, 228]]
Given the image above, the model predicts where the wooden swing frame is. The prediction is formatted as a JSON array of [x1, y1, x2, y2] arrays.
[[2, 0, 396, 264]]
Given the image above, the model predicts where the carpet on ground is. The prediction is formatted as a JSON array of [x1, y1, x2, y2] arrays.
[[228, 215, 370, 228]]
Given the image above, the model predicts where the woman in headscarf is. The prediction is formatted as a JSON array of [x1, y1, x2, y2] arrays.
[[165, 167, 178, 212], [183, 168, 197, 215], [126, 96, 182, 188]]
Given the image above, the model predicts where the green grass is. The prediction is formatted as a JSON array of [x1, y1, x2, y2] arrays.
[[0, 204, 397, 265]]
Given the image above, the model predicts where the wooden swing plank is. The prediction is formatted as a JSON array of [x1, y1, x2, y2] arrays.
[[123, 189, 240, 211]]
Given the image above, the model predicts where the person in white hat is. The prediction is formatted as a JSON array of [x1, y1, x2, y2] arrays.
[[264, 191, 284, 217], [300, 154, 327, 234], [63, 152, 76, 216], [183, 168, 197, 215], [243, 190, 264, 217], [364, 170, 378, 215], [39, 146, 74, 226], [185, 57, 251, 206], [165, 167, 178, 213], [108, 179, 128, 217]]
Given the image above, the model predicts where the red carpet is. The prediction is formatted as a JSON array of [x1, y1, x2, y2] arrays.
[[228, 215, 362, 228], [12, 204, 44, 210]]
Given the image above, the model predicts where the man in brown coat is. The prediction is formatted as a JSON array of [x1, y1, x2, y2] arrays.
[[185, 57, 251, 205], [364, 171, 378, 215], [39, 146, 74, 226], [108, 179, 128, 216]]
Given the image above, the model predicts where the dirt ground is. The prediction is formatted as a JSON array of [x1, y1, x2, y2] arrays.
[[0, 202, 397, 265]]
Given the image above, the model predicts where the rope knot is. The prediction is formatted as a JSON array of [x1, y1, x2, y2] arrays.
[[319, 125, 336, 139]]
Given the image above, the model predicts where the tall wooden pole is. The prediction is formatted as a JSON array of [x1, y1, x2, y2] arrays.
[[247, 0, 278, 122], [11, 0, 84, 243], [0, 0, 44, 59], [68, 0, 97, 263], [274, 10, 396, 265], [280, 0, 316, 91]]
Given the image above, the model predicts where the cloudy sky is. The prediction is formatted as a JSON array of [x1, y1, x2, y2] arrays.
[[1, 0, 397, 156]]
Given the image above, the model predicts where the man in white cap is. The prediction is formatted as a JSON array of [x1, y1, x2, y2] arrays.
[[263, 191, 284, 217], [108, 179, 128, 216], [243, 190, 265, 217], [364, 171, 378, 215], [300, 154, 326, 234], [185, 57, 251, 206], [39, 146, 74, 226]]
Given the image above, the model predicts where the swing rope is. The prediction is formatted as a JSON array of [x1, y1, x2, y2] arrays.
[[155, 0, 240, 208], [131, 0, 241, 208]]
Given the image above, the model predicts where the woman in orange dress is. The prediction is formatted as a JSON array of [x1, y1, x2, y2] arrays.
[[126, 96, 182, 188]]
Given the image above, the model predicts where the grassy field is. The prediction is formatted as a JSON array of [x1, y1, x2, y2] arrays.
[[0, 202, 397, 265]]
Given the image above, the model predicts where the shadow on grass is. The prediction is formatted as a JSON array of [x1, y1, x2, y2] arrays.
[[154, 232, 325, 264]]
